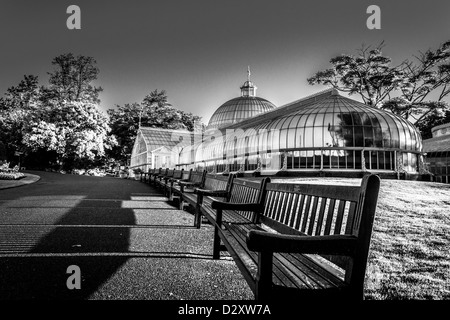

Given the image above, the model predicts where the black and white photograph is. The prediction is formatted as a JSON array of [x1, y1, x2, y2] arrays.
[[0, 0, 449, 313]]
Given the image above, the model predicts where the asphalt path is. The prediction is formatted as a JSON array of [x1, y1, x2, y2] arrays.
[[0, 171, 253, 300]]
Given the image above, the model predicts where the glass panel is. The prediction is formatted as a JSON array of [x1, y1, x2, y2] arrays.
[[371, 151, 378, 170], [354, 150, 362, 170], [305, 151, 314, 169], [315, 153, 322, 169], [331, 154, 339, 168], [287, 129, 296, 149], [364, 126, 374, 147], [314, 113, 325, 127], [314, 126, 324, 148], [342, 126, 354, 147], [304, 127, 314, 148], [279, 129, 288, 150], [347, 150, 355, 169], [322, 150, 330, 169], [339, 150, 346, 168]]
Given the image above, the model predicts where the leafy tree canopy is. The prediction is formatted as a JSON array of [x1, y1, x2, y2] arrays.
[[107, 89, 203, 162], [48, 53, 103, 104], [308, 41, 450, 138], [0, 54, 113, 170]]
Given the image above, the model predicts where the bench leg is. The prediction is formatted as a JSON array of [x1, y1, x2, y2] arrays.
[[255, 252, 273, 300], [213, 226, 221, 259], [179, 198, 184, 210], [194, 205, 202, 228]]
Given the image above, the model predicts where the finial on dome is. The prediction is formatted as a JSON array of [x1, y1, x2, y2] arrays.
[[240, 66, 257, 97]]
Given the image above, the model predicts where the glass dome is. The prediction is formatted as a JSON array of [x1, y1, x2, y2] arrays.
[[206, 75, 276, 130], [254, 92, 422, 152], [207, 96, 276, 130], [189, 89, 423, 174]]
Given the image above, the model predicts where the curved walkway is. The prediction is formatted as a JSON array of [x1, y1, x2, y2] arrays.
[[0, 172, 41, 190]]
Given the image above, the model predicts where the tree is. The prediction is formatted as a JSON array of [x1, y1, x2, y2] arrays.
[[308, 40, 450, 138], [0, 75, 42, 161], [307, 43, 405, 107], [48, 53, 103, 104], [1, 75, 41, 110], [22, 100, 117, 169], [414, 109, 450, 140], [107, 89, 203, 162], [107, 103, 142, 162], [0, 54, 114, 169], [381, 41, 450, 130]]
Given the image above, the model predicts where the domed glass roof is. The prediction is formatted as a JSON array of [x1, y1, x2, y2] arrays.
[[200, 89, 422, 161], [249, 91, 422, 152], [207, 73, 276, 130], [207, 96, 276, 130], [246, 92, 422, 151]]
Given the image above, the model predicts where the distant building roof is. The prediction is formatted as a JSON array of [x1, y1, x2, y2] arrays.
[[431, 122, 450, 138], [423, 134, 450, 153], [138, 127, 194, 152]]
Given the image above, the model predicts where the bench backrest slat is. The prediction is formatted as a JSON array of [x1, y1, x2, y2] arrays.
[[173, 169, 183, 179], [183, 170, 205, 188], [324, 198, 336, 235], [315, 198, 328, 235], [182, 169, 192, 181], [227, 178, 270, 222], [203, 174, 232, 192]]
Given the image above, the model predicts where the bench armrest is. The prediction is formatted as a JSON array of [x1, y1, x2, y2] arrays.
[[211, 201, 261, 212], [179, 181, 201, 187], [194, 189, 228, 197], [246, 230, 357, 255]]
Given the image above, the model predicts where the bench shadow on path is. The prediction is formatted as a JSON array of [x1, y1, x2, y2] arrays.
[[0, 175, 208, 300]]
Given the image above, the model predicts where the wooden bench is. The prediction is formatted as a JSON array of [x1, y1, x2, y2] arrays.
[[153, 168, 169, 187], [182, 173, 235, 228], [200, 177, 271, 258], [162, 169, 184, 197], [141, 168, 155, 183], [155, 168, 174, 191], [171, 170, 206, 210], [206, 174, 380, 300], [168, 169, 192, 201], [148, 168, 162, 186]]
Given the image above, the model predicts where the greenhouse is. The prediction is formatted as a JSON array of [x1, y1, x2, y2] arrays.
[[180, 89, 424, 176], [129, 127, 194, 172], [423, 122, 450, 183]]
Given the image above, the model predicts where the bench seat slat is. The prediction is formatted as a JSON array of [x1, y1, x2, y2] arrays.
[[224, 223, 346, 291], [223, 223, 305, 290]]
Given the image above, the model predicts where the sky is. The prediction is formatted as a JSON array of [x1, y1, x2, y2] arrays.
[[1, 0, 450, 125]]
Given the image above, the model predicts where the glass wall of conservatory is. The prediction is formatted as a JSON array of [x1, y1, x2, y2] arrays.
[[426, 151, 450, 183], [183, 91, 423, 174]]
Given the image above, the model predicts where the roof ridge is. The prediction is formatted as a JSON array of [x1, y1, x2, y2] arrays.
[[224, 88, 336, 129], [139, 126, 192, 133]]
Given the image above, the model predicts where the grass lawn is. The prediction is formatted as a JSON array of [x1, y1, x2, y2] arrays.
[[273, 177, 450, 300]]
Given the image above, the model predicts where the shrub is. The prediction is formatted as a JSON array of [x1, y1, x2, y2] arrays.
[[0, 172, 25, 180]]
